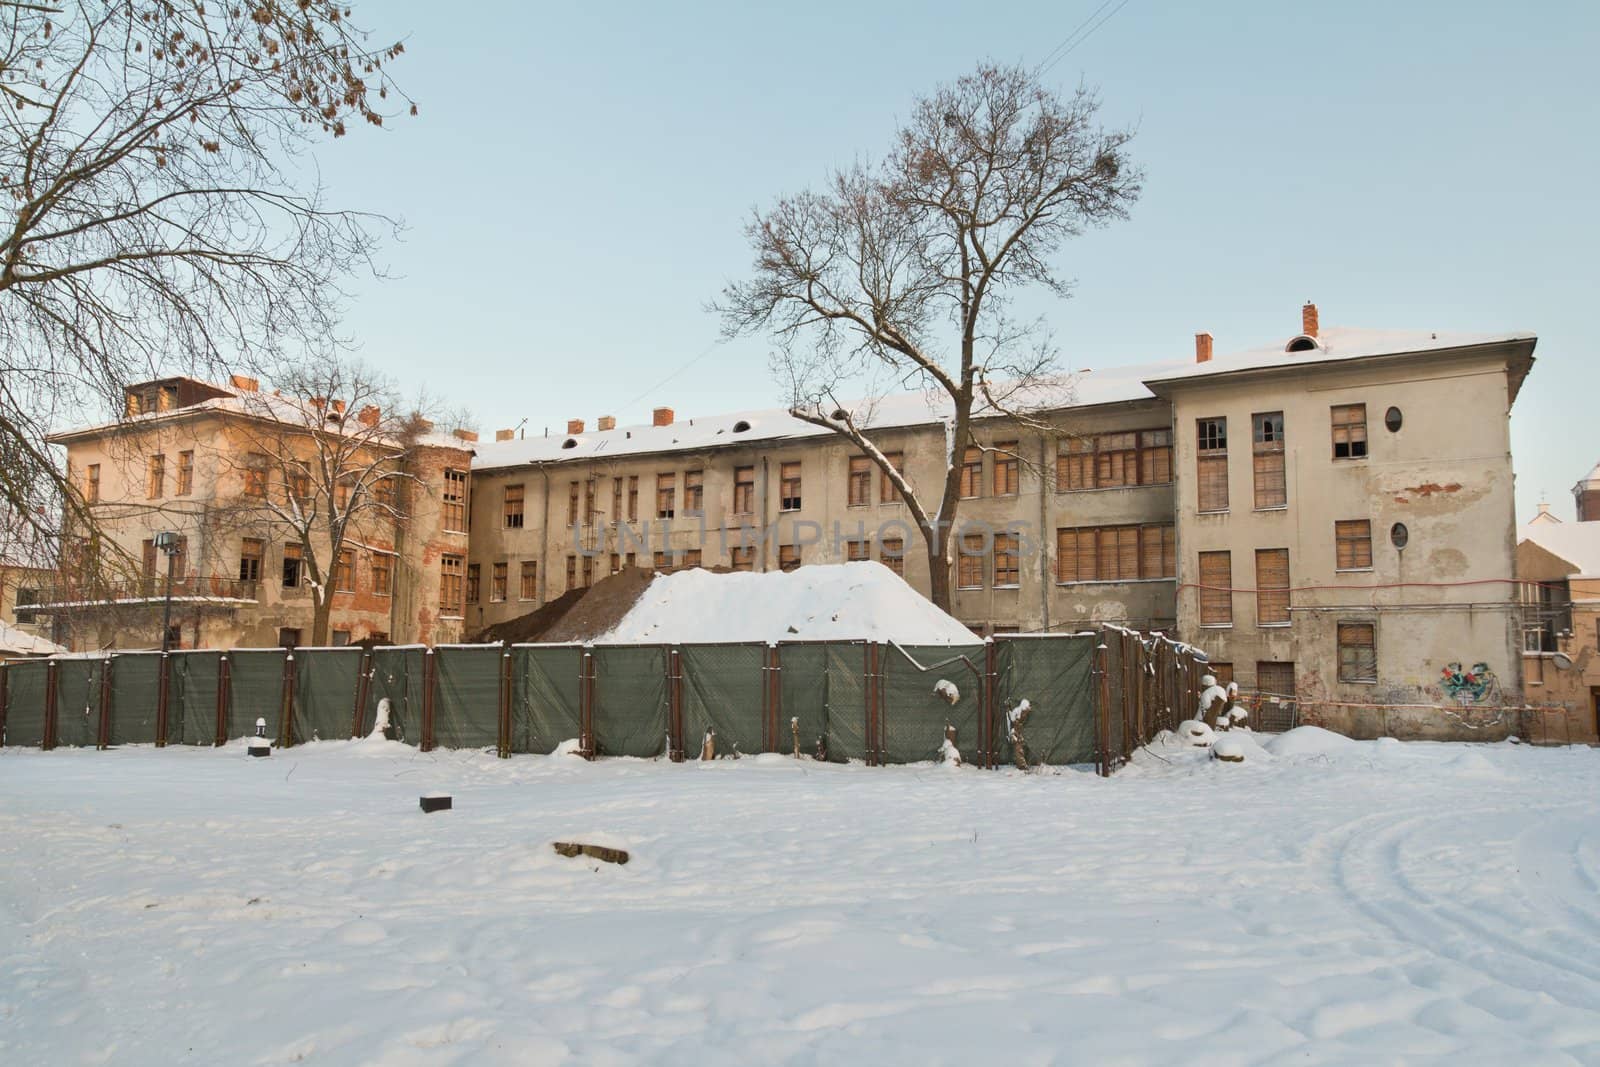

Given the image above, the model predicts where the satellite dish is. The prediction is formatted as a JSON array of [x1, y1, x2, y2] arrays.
[[1552, 652, 1575, 671]]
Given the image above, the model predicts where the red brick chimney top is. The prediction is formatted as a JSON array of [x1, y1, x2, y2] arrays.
[[566, 418, 585, 435], [1302, 301, 1319, 338], [597, 415, 617, 432], [652, 407, 674, 427], [1195, 332, 1213, 364]]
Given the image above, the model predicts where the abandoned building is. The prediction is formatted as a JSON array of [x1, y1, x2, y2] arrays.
[[34, 304, 1542, 725], [1517, 475, 1600, 743]]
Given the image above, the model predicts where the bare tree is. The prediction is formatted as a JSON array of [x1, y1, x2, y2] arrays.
[[0, 0, 414, 557], [718, 64, 1141, 610], [218, 355, 431, 645]]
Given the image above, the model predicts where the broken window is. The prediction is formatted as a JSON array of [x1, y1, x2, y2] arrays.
[[239, 538, 263, 584], [731, 546, 755, 572], [627, 476, 639, 522], [612, 477, 623, 524], [1337, 622, 1377, 682], [442, 469, 468, 531], [568, 480, 581, 526], [504, 483, 525, 528], [1095, 432, 1138, 488], [959, 447, 983, 499], [1252, 412, 1286, 509], [1257, 661, 1296, 697], [440, 554, 465, 613], [848, 456, 872, 507], [521, 560, 538, 600], [779, 544, 800, 572], [683, 470, 704, 515], [1331, 404, 1368, 460], [466, 563, 480, 604], [1196, 418, 1228, 512], [491, 561, 507, 602], [282, 542, 304, 589], [656, 473, 676, 518], [779, 462, 802, 511], [994, 442, 1019, 496], [584, 479, 595, 525], [994, 533, 1020, 587], [732, 466, 755, 515], [1056, 430, 1173, 491]]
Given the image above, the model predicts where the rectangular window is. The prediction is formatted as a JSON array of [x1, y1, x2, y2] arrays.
[[371, 553, 392, 596], [682, 549, 702, 569], [520, 560, 538, 600], [568, 480, 581, 525], [1338, 622, 1377, 682], [1196, 418, 1228, 513], [282, 543, 303, 589], [176, 451, 194, 496], [566, 555, 578, 591], [1056, 430, 1173, 491], [331, 629, 351, 647], [846, 539, 869, 562], [1336, 520, 1373, 570], [243, 454, 268, 499], [1057, 437, 1094, 491], [86, 464, 101, 503], [957, 534, 986, 589], [466, 563, 480, 604], [733, 466, 755, 515], [334, 546, 355, 592], [582, 555, 594, 587], [440, 554, 464, 613], [881, 452, 904, 503], [13, 587, 38, 625], [1255, 548, 1290, 626], [1198, 550, 1232, 626], [1055, 524, 1175, 582], [1257, 661, 1296, 697], [993, 442, 1019, 496], [239, 538, 263, 583], [656, 473, 676, 518], [491, 561, 507, 602], [504, 483, 525, 528], [442, 469, 467, 531], [731, 546, 755, 572], [612, 477, 623, 524], [683, 470, 704, 515], [1252, 412, 1286, 509], [779, 545, 800, 572], [1207, 662, 1235, 687], [289, 464, 311, 508], [278, 627, 301, 649], [1139, 430, 1173, 486], [627, 476, 639, 521], [780, 462, 802, 511], [1331, 404, 1368, 460], [584, 479, 595, 526], [334, 475, 353, 511], [653, 550, 672, 573], [848, 456, 872, 507], [880, 537, 905, 577], [959, 447, 982, 499], [609, 553, 621, 575], [994, 533, 1019, 587], [1095, 432, 1138, 488], [374, 473, 396, 510], [147, 454, 165, 499]]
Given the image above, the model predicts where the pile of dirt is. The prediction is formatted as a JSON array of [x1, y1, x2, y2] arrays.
[[469, 566, 659, 645]]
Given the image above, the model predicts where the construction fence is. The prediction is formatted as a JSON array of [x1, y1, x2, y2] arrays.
[[0, 629, 1207, 775]]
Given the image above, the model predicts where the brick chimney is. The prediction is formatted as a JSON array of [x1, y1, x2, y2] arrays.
[[566, 418, 585, 435], [453, 428, 479, 443], [652, 407, 674, 427], [495, 428, 515, 442], [1195, 332, 1213, 363], [356, 405, 380, 428], [597, 415, 617, 432], [1302, 301, 1319, 338], [229, 373, 259, 392]]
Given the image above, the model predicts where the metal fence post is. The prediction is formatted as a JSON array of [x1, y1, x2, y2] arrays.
[[351, 649, 374, 740], [42, 658, 59, 751], [278, 652, 296, 748], [1093, 637, 1111, 778], [215, 654, 231, 746], [155, 651, 171, 748], [498, 642, 513, 758], [578, 648, 595, 759], [0, 662, 8, 749], [98, 656, 114, 750], [420, 648, 436, 753], [666, 646, 683, 762]]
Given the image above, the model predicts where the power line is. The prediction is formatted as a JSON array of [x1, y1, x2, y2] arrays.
[[620, 336, 728, 412], [1037, 0, 1134, 77]]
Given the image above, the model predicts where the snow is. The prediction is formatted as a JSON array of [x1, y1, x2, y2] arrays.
[[1265, 725, 1360, 758], [1177, 719, 1216, 747], [1519, 519, 1600, 577], [0, 619, 66, 658], [933, 679, 960, 704], [5, 738, 1600, 1062], [596, 562, 977, 645]]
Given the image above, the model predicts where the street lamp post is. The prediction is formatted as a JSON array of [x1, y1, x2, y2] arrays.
[[154, 531, 181, 653]]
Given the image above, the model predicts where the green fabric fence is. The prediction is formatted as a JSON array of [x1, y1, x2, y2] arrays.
[[994, 636, 1098, 766], [4, 660, 48, 747], [227, 650, 286, 743], [293, 647, 361, 743], [434, 646, 501, 751], [778, 642, 828, 760], [172, 651, 223, 746], [53, 659, 103, 748], [511, 645, 581, 754], [879, 644, 988, 765], [592, 645, 668, 758], [108, 653, 163, 746], [680, 643, 767, 758], [364, 646, 424, 744]]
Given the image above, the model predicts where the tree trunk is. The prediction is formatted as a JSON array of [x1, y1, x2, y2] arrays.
[[311, 594, 333, 646], [923, 524, 953, 613]]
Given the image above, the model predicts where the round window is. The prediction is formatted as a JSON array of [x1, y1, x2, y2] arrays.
[[1391, 522, 1409, 549], [1385, 406, 1402, 432]]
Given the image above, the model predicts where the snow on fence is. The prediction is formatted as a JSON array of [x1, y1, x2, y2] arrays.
[[0, 629, 1205, 775]]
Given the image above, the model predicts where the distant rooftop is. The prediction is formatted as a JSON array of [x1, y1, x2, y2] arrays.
[[1520, 519, 1600, 578]]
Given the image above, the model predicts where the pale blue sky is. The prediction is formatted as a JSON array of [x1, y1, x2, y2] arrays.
[[313, 0, 1599, 522]]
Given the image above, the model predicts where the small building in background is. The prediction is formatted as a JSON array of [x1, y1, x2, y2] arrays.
[[1517, 506, 1600, 743]]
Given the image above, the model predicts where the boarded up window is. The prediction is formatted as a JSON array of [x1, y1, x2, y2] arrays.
[[1331, 404, 1368, 459], [612, 477, 623, 523], [1057, 429, 1171, 491], [1338, 622, 1377, 682], [1257, 661, 1296, 696], [520, 560, 537, 600], [881, 452, 904, 503], [1252, 412, 1286, 509], [959, 447, 983, 499], [239, 538, 263, 583], [993, 442, 1019, 496], [491, 561, 507, 601], [846, 539, 869, 562], [244, 453, 269, 499], [1056, 524, 1175, 582], [1140, 525, 1176, 580], [1336, 520, 1373, 569], [780, 462, 802, 511], [1196, 417, 1228, 512], [1096, 432, 1138, 488], [442, 470, 467, 531], [372, 553, 392, 596], [1140, 429, 1173, 485], [566, 555, 578, 589], [730, 546, 754, 572], [732, 466, 754, 514], [848, 456, 872, 506], [1208, 662, 1234, 686], [683, 470, 704, 515], [1056, 437, 1094, 491], [994, 533, 1019, 586], [504, 483, 525, 528], [880, 537, 904, 577], [656, 473, 675, 518], [440, 554, 464, 613], [335, 546, 355, 592], [466, 563, 480, 603], [1198, 551, 1232, 625], [957, 534, 986, 589], [779, 544, 801, 572], [1255, 548, 1290, 625], [627, 475, 639, 521]]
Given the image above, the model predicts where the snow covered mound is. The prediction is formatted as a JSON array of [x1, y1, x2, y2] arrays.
[[1265, 725, 1358, 757], [596, 562, 977, 645]]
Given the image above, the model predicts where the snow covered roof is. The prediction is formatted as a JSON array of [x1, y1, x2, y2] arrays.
[[1519, 521, 1600, 578], [0, 619, 66, 658], [474, 325, 1535, 472], [1574, 461, 1600, 494], [1141, 326, 1536, 392]]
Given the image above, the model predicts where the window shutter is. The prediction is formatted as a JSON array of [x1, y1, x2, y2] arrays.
[[1255, 548, 1290, 625], [1198, 551, 1232, 625]]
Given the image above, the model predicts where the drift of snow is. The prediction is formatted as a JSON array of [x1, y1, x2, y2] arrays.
[[369, 697, 391, 738], [1266, 725, 1359, 758], [5, 738, 1600, 1062], [1177, 719, 1216, 747], [934, 679, 960, 704], [596, 562, 977, 645], [1197, 677, 1228, 718], [938, 732, 962, 767]]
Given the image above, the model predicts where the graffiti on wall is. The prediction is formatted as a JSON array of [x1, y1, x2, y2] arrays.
[[1440, 662, 1498, 704]]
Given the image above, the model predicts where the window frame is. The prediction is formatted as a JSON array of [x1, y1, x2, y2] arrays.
[[1254, 548, 1291, 627], [1251, 411, 1287, 510], [1197, 550, 1233, 627], [993, 532, 1020, 588], [441, 469, 468, 532], [503, 483, 525, 529], [1196, 417, 1229, 513], [957, 533, 986, 590], [993, 442, 1019, 497], [779, 461, 802, 512], [370, 552, 393, 596], [491, 561, 508, 602], [1331, 404, 1369, 460], [439, 553, 465, 615], [1335, 519, 1374, 571], [176, 451, 194, 496], [147, 453, 165, 499], [732, 466, 756, 515], [847, 456, 872, 508], [959, 447, 983, 499], [1337, 621, 1378, 683], [655, 472, 676, 519], [520, 560, 538, 601], [1054, 523, 1176, 584]]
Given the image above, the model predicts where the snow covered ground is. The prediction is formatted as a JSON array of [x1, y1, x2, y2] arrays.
[[3, 732, 1600, 1064]]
